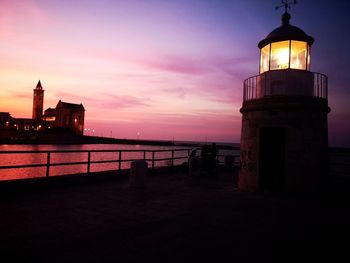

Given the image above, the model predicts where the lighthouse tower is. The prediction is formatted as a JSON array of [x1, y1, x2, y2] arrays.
[[32, 80, 44, 120], [238, 7, 330, 194]]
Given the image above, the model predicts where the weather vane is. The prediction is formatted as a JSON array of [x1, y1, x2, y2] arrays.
[[275, 0, 297, 13]]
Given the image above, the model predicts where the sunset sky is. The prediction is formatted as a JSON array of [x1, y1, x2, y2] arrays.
[[0, 0, 349, 146]]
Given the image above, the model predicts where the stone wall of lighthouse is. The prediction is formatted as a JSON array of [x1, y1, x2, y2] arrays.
[[238, 96, 330, 194]]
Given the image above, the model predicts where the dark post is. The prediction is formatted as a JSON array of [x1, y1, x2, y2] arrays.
[[87, 151, 91, 174], [143, 150, 146, 160], [46, 151, 51, 177], [152, 151, 155, 169], [118, 151, 122, 170], [171, 150, 174, 167]]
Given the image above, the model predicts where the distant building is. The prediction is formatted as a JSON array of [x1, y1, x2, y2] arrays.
[[0, 112, 12, 129], [43, 100, 85, 135], [0, 81, 85, 135]]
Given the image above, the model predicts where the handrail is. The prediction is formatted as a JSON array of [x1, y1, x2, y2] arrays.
[[243, 71, 328, 101], [0, 148, 191, 154], [1, 148, 346, 179], [0, 148, 241, 180], [0, 149, 194, 177]]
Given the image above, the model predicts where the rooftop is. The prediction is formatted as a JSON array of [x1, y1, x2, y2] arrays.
[[35, 80, 43, 90], [258, 12, 314, 48], [57, 100, 85, 110]]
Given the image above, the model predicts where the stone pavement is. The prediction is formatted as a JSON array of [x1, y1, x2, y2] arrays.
[[0, 170, 346, 262]]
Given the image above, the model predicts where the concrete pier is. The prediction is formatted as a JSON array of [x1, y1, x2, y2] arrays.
[[0, 169, 346, 262]]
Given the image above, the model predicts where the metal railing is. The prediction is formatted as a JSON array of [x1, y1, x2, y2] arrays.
[[0, 148, 241, 180], [0, 149, 193, 178], [0, 147, 347, 180], [243, 71, 328, 101], [0, 148, 241, 179]]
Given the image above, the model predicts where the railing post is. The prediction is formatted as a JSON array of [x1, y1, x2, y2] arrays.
[[243, 81, 245, 101], [87, 151, 91, 174], [118, 151, 122, 170], [143, 150, 146, 160], [46, 152, 51, 177], [255, 76, 257, 99], [171, 150, 174, 167], [152, 151, 155, 169]]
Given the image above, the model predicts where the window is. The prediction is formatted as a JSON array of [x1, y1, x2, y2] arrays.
[[270, 40, 290, 70], [290, 40, 307, 70], [260, 44, 270, 73]]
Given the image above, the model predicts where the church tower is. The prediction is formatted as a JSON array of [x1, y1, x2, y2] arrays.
[[238, 5, 330, 194], [32, 80, 44, 120]]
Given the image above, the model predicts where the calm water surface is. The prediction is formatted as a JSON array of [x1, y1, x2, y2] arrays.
[[0, 144, 192, 180]]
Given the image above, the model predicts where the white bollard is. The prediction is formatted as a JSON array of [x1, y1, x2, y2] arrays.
[[129, 160, 148, 188]]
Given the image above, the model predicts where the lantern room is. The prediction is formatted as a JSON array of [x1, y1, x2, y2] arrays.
[[242, 10, 326, 101], [258, 12, 314, 74]]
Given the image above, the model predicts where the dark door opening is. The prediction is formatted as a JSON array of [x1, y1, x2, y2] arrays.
[[258, 127, 286, 194]]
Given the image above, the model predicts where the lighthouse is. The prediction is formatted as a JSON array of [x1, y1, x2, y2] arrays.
[[238, 4, 330, 194]]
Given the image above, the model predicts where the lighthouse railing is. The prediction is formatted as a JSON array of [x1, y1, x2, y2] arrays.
[[243, 71, 328, 101]]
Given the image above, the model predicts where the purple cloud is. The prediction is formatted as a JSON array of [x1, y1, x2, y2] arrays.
[[54, 91, 150, 110], [147, 56, 210, 75], [101, 95, 151, 109], [54, 91, 85, 102], [160, 87, 188, 98]]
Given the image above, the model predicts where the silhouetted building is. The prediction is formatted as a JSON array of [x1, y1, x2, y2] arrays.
[[42, 101, 85, 135], [238, 10, 330, 194], [0, 112, 12, 129], [42, 107, 56, 123], [13, 118, 43, 131], [1, 81, 85, 135], [55, 101, 85, 135], [32, 80, 44, 120]]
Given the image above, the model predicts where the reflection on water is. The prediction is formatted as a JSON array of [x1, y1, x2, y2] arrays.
[[0, 144, 190, 180]]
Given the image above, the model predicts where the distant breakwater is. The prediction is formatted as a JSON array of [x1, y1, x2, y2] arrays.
[[0, 130, 239, 149], [0, 130, 175, 146]]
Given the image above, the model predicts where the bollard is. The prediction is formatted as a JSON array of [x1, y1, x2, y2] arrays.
[[130, 160, 148, 188], [188, 156, 200, 177]]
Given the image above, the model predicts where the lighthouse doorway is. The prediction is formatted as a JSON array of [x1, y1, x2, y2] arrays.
[[258, 127, 286, 194]]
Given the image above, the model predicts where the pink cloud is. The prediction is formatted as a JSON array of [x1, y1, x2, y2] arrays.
[[8, 91, 32, 99], [54, 91, 151, 110], [146, 55, 210, 75], [0, 0, 54, 38], [0, 0, 52, 22], [140, 55, 253, 104], [79, 48, 253, 77], [54, 91, 85, 102], [160, 87, 188, 98], [100, 95, 151, 109]]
